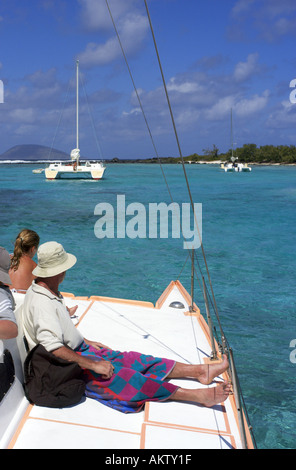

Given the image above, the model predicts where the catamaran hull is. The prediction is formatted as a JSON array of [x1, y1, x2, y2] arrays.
[[0, 281, 255, 449], [221, 164, 252, 172], [45, 166, 106, 180], [223, 168, 252, 172]]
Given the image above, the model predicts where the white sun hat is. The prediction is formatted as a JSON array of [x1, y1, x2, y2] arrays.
[[32, 242, 77, 278]]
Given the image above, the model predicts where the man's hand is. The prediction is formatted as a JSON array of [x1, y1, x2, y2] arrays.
[[67, 305, 78, 317], [52, 345, 114, 379], [91, 360, 114, 379]]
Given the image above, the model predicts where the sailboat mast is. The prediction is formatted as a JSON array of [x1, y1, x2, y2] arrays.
[[231, 107, 233, 160], [76, 59, 79, 150]]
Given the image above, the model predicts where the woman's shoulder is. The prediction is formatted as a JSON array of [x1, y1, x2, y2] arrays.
[[19, 256, 37, 270], [9, 256, 37, 290]]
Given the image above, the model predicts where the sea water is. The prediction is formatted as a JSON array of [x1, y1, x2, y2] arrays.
[[0, 162, 295, 449]]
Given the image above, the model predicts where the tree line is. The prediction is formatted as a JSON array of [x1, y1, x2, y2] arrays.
[[111, 143, 296, 164], [186, 143, 296, 164]]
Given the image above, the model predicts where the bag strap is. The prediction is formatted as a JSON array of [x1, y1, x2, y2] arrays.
[[23, 344, 41, 380], [23, 335, 29, 353]]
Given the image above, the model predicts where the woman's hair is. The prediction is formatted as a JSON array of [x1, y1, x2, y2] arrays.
[[10, 229, 40, 271]]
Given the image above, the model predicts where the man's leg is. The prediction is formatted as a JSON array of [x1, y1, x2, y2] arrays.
[[167, 354, 229, 385]]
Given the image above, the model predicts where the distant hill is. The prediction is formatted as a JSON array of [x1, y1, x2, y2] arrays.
[[0, 144, 70, 161]]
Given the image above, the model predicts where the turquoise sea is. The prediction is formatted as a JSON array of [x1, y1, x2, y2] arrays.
[[1, 162, 295, 449]]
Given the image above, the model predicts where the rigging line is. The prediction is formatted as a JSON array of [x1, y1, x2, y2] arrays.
[[47, 79, 71, 159], [104, 0, 173, 203], [97, 303, 192, 364], [193, 248, 220, 319], [143, 1, 200, 229], [80, 75, 104, 161], [105, 2, 213, 370], [105, 4, 215, 357], [106, 0, 214, 323], [175, 250, 190, 280], [105, 0, 200, 284], [144, 0, 221, 319]]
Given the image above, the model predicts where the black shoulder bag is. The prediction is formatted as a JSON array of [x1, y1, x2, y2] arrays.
[[0, 349, 15, 402], [24, 344, 86, 408]]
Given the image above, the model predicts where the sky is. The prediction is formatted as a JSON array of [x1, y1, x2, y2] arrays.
[[0, 0, 296, 159]]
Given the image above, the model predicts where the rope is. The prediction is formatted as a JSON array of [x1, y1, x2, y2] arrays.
[[104, 1, 222, 331], [143, 0, 224, 322], [105, 0, 201, 296], [105, 0, 224, 341], [80, 76, 104, 161], [104, 0, 173, 202], [47, 80, 71, 160]]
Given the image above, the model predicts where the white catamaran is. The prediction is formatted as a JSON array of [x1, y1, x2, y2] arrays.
[[0, 281, 255, 450], [45, 60, 106, 180], [220, 109, 252, 172]]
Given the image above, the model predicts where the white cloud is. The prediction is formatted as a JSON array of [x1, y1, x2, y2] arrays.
[[14, 124, 38, 136], [205, 96, 237, 120], [78, 38, 120, 67], [78, 0, 111, 31], [234, 53, 259, 82], [9, 107, 36, 123], [204, 89, 269, 121], [234, 89, 269, 116], [167, 78, 200, 94], [25, 68, 57, 88], [231, 0, 256, 17], [230, 0, 296, 42], [78, 11, 149, 67], [78, 0, 137, 32], [266, 99, 296, 129]]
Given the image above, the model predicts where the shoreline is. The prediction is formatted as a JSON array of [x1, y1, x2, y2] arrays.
[[0, 159, 295, 166]]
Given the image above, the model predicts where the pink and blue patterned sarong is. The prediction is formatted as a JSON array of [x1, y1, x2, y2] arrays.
[[75, 341, 179, 413]]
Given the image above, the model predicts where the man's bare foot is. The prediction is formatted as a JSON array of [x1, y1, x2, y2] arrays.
[[197, 381, 231, 407], [173, 380, 231, 407], [196, 354, 229, 385]]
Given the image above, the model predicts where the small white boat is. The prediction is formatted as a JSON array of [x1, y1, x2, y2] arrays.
[[45, 61, 106, 181], [0, 281, 255, 449], [221, 161, 252, 172], [45, 158, 106, 180], [221, 109, 252, 173]]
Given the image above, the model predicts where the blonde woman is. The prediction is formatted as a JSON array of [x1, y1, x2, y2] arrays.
[[9, 229, 40, 291]]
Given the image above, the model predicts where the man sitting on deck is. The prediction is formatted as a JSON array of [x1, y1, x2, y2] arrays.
[[22, 241, 231, 413]]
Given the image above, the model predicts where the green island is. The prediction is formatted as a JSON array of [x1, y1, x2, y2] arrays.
[[112, 144, 296, 165]]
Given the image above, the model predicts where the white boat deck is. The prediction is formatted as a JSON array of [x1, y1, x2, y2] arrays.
[[0, 281, 251, 449]]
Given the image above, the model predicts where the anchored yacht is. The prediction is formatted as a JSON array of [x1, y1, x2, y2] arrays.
[[45, 61, 106, 181], [221, 160, 252, 172], [221, 109, 252, 172]]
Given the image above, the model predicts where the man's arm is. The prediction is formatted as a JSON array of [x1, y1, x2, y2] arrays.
[[51, 345, 114, 379]]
